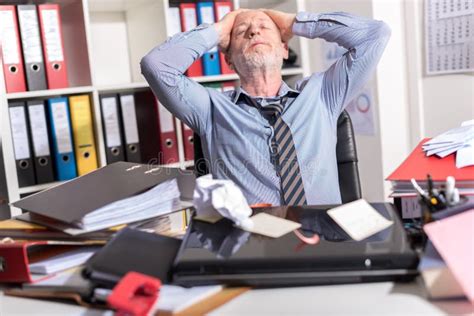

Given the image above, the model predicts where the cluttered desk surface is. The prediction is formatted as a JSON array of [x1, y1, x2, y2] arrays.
[[1, 280, 473, 315], [1, 133, 474, 314]]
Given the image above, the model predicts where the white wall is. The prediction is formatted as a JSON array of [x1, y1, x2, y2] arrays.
[[406, 1, 474, 138]]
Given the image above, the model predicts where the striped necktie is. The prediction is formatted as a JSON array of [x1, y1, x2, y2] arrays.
[[260, 97, 307, 206]]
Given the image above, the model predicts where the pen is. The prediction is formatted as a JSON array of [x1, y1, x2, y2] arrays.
[[427, 174, 434, 197]]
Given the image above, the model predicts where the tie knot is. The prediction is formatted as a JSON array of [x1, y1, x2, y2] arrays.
[[261, 102, 283, 117]]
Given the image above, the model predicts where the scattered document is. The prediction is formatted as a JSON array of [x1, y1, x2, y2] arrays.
[[327, 199, 393, 241], [29, 246, 100, 275], [422, 121, 474, 168], [154, 285, 222, 313], [424, 210, 474, 302], [243, 213, 301, 238]]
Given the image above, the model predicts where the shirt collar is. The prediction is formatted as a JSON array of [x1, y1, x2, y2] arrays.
[[233, 81, 299, 104]]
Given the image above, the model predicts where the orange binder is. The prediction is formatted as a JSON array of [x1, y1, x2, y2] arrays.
[[214, 0, 234, 74], [179, 2, 203, 77], [156, 99, 179, 164], [38, 4, 69, 89], [0, 5, 27, 93], [386, 138, 474, 182], [182, 122, 194, 161]]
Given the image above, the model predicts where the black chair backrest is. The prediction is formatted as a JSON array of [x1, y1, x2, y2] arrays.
[[193, 110, 362, 203]]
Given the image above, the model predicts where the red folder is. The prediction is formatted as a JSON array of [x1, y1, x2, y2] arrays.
[[386, 138, 474, 182], [214, 0, 234, 74], [179, 2, 203, 77], [156, 99, 179, 164], [38, 4, 69, 89], [0, 5, 27, 93], [182, 122, 194, 161]]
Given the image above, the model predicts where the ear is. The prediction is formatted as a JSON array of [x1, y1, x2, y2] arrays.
[[224, 52, 235, 70], [282, 42, 289, 60]]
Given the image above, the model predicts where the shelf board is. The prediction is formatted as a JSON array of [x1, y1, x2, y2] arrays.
[[7, 86, 95, 100], [96, 82, 149, 93], [95, 67, 304, 93], [18, 181, 66, 195]]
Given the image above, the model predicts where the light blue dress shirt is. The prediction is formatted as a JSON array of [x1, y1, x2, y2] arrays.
[[140, 12, 391, 206]]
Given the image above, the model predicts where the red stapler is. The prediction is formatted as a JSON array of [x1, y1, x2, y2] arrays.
[[107, 271, 161, 316]]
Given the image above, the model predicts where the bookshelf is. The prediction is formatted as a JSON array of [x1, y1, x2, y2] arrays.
[[0, 0, 310, 217]]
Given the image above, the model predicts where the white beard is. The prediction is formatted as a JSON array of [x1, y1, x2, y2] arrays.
[[232, 46, 284, 76]]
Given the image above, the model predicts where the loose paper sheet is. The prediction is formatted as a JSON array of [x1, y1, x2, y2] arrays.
[[327, 199, 393, 241], [243, 213, 301, 238]]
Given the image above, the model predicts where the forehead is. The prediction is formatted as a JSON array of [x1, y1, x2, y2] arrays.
[[233, 11, 275, 28]]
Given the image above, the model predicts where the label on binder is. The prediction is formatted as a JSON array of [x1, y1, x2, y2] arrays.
[[158, 105, 174, 133], [216, 6, 231, 19], [40, 9, 64, 62], [28, 105, 50, 157], [183, 8, 197, 30], [101, 97, 122, 147], [167, 7, 181, 36], [9, 107, 30, 160], [18, 10, 43, 63], [0, 11, 20, 64], [50, 102, 73, 154], [120, 95, 139, 144]]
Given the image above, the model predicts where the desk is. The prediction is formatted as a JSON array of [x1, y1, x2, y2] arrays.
[[1, 280, 472, 315]]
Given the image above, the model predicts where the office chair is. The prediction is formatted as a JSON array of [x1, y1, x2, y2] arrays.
[[193, 110, 362, 203]]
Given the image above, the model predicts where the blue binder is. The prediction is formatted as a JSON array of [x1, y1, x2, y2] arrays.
[[47, 97, 77, 181], [196, 1, 221, 76]]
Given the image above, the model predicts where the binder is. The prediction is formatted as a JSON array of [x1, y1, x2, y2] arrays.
[[0, 5, 27, 93], [167, 0, 182, 37], [182, 123, 194, 161], [0, 241, 94, 283], [69, 95, 98, 176], [26, 100, 55, 184], [179, 1, 203, 77], [133, 90, 161, 165], [47, 97, 77, 181], [157, 99, 179, 164], [196, 1, 221, 76], [214, 0, 234, 74], [8, 102, 36, 187], [119, 93, 141, 163], [37, 4, 69, 89], [17, 5, 47, 91], [100, 94, 125, 164]]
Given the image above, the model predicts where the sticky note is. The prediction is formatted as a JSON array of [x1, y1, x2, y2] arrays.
[[327, 199, 393, 241], [244, 213, 301, 238]]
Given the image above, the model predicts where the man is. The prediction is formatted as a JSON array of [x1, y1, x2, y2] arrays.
[[141, 9, 390, 206]]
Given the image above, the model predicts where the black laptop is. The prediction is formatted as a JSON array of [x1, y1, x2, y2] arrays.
[[172, 203, 419, 287]]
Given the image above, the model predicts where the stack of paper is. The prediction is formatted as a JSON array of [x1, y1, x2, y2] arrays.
[[29, 246, 100, 275], [422, 120, 474, 168]]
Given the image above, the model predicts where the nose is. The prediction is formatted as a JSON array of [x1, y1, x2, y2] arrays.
[[248, 24, 260, 38]]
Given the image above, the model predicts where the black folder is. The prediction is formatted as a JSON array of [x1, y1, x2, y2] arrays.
[[17, 5, 48, 91], [8, 101, 36, 187], [84, 227, 181, 288], [12, 162, 195, 227], [99, 94, 125, 164], [26, 100, 55, 184]]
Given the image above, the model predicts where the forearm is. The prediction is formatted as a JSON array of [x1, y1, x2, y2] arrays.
[[292, 12, 391, 56]]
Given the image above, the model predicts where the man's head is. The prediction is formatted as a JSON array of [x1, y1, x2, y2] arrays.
[[225, 10, 289, 76]]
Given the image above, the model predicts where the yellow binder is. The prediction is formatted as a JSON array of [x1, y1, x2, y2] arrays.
[[69, 95, 98, 176]]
